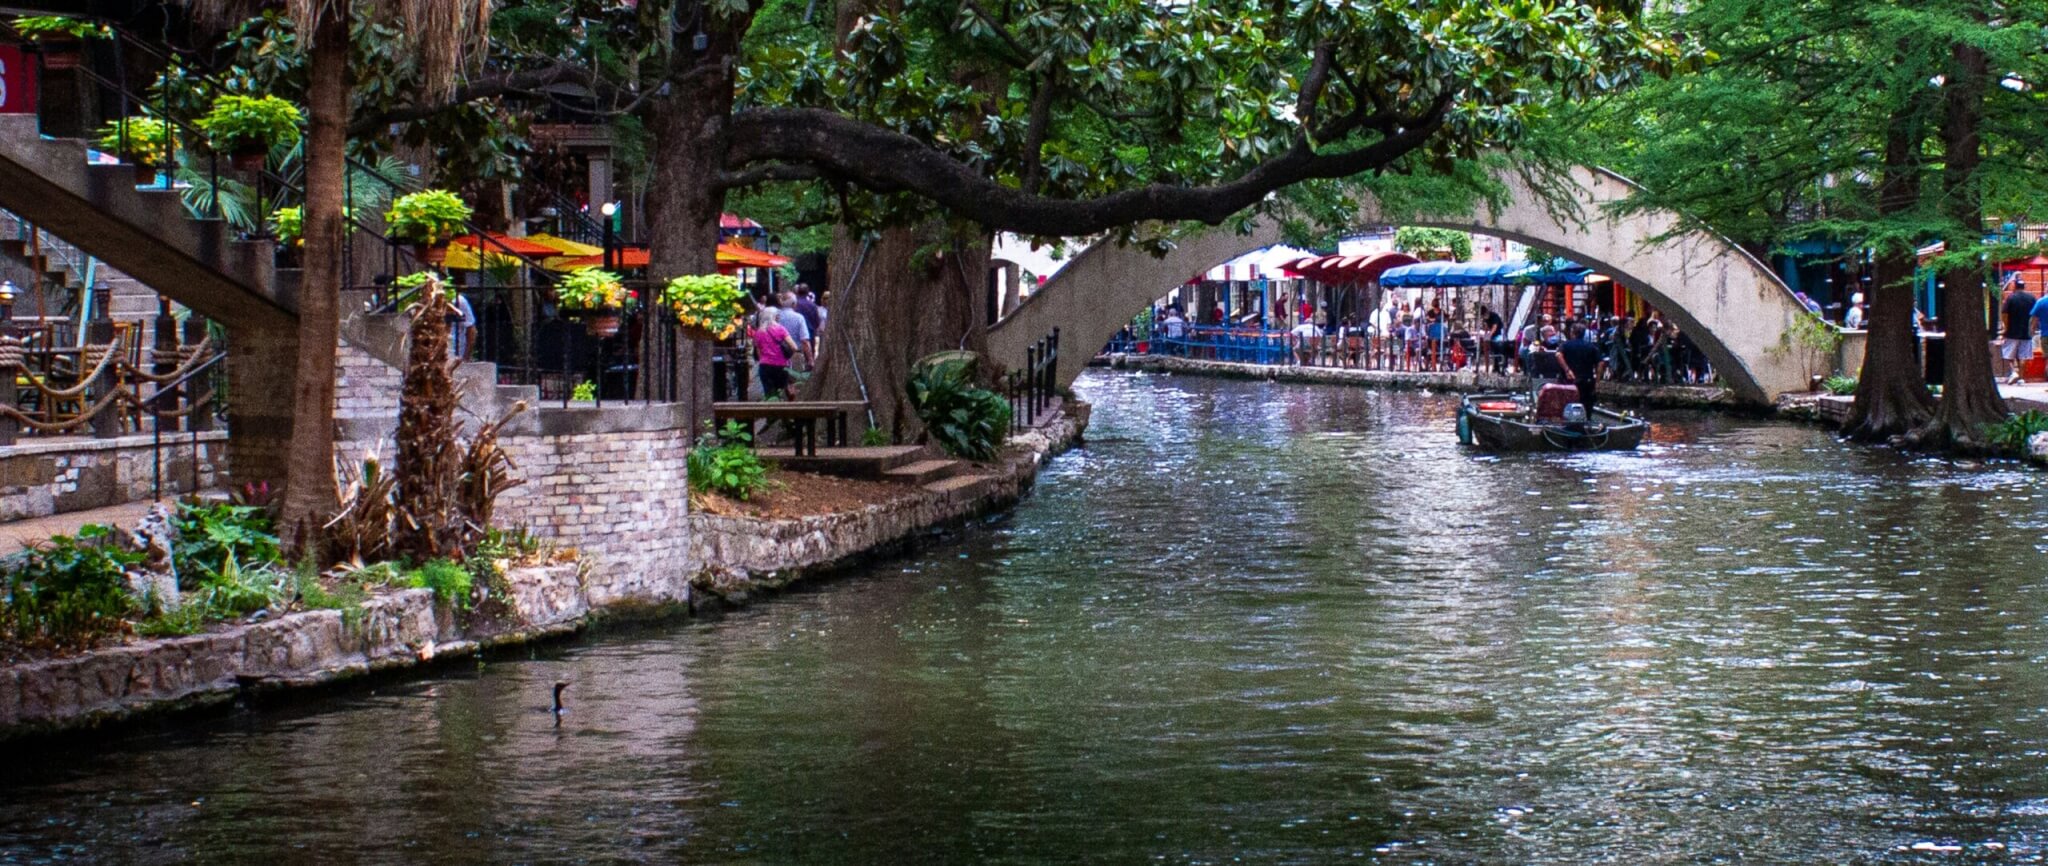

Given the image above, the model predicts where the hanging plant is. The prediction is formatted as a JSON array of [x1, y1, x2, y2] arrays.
[[660, 273, 745, 341], [95, 117, 172, 183], [196, 94, 302, 171], [10, 16, 107, 69], [384, 189, 472, 266], [556, 267, 633, 337], [271, 205, 302, 247]]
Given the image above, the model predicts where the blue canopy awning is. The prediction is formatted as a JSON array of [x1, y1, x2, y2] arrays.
[[1378, 258, 1593, 287], [1380, 259, 1531, 287]]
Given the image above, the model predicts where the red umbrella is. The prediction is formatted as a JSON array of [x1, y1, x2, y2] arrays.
[[446, 232, 559, 257]]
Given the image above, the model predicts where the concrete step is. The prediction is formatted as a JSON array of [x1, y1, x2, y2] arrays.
[[922, 473, 996, 504], [882, 458, 963, 486], [765, 445, 929, 479]]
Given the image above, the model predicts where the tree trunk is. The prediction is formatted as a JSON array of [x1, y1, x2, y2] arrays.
[[392, 285, 462, 561], [803, 225, 991, 443], [278, 10, 347, 552], [1912, 35, 2005, 451], [1844, 92, 1935, 440], [646, 45, 743, 435]]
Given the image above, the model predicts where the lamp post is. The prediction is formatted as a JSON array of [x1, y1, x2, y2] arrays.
[[766, 234, 782, 294], [600, 201, 618, 271], [0, 281, 15, 332]]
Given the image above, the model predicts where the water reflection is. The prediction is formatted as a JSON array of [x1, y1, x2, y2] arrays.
[[5, 370, 2048, 863]]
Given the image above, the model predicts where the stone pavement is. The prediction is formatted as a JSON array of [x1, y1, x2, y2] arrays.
[[1998, 381, 2048, 412], [0, 499, 163, 551]]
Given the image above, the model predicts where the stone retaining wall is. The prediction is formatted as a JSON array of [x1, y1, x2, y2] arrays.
[[0, 407, 1086, 739], [0, 432, 227, 522], [1113, 354, 1735, 409]]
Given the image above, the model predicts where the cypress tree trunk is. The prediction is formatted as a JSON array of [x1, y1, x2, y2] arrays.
[[1844, 94, 1935, 440], [278, 10, 347, 551], [1912, 36, 2005, 451], [803, 225, 991, 442]]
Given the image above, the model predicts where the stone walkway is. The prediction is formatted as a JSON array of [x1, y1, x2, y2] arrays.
[[0, 499, 163, 551]]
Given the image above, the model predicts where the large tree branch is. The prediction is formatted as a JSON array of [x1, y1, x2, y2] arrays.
[[347, 62, 595, 135], [725, 96, 1453, 237], [1019, 72, 1058, 194], [1295, 42, 1335, 135]]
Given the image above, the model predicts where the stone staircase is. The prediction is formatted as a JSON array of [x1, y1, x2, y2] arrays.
[[0, 115, 289, 332], [0, 205, 177, 339]]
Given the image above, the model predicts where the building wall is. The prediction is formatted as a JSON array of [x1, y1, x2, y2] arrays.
[[494, 416, 693, 607], [0, 432, 227, 521]]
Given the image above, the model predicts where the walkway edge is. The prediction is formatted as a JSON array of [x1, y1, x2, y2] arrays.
[[1111, 354, 1736, 409]]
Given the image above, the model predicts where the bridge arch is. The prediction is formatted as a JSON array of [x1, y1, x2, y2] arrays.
[[988, 165, 1818, 405]]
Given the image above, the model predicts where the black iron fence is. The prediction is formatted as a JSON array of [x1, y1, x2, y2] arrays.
[[1007, 326, 1059, 431]]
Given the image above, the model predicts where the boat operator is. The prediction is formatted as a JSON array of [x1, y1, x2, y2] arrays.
[[1559, 323, 1608, 411]]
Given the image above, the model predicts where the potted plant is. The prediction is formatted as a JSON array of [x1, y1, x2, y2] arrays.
[[660, 273, 746, 341], [196, 94, 302, 172], [94, 116, 172, 184], [10, 16, 107, 70], [555, 267, 633, 337], [384, 189, 471, 267]]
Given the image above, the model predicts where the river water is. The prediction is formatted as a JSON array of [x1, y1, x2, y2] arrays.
[[6, 371, 2048, 864]]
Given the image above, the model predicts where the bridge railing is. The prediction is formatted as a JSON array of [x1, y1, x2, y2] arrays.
[[1007, 327, 1059, 432], [1108, 325, 1721, 384]]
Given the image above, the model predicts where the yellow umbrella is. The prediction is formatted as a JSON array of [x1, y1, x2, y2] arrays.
[[526, 233, 604, 256]]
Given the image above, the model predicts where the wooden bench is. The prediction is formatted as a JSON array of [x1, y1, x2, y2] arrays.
[[712, 400, 868, 456]]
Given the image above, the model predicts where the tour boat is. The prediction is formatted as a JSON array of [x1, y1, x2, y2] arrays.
[[1457, 384, 1647, 452]]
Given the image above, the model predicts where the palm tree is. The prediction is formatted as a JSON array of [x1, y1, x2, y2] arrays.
[[181, 0, 490, 549]]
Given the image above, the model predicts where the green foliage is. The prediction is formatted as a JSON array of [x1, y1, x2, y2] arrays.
[[689, 421, 771, 500], [197, 553, 290, 617], [293, 558, 367, 626], [384, 189, 473, 246], [271, 205, 303, 247], [1785, 312, 1844, 356], [861, 426, 890, 447], [1, 525, 138, 647], [407, 559, 473, 608], [172, 501, 282, 586], [197, 94, 303, 156], [134, 601, 210, 638], [9, 16, 107, 40], [571, 380, 597, 402], [96, 117, 173, 167], [1985, 410, 2048, 454], [661, 274, 747, 339], [556, 267, 633, 311], [907, 359, 1012, 461], [1394, 227, 1474, 262], [467, 527, 541, 603], [1822, 376, 1859, 396]]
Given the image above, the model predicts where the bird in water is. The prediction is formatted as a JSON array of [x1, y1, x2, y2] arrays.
[[551, 681, 570, 726]]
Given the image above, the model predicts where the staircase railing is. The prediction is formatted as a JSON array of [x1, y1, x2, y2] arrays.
[[1007, 326, 1059, 431]]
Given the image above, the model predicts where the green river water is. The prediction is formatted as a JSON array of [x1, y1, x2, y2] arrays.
[[5, 370, 2048, 864]]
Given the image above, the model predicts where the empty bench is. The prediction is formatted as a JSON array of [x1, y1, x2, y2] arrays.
[[711, 400, 868, 456]]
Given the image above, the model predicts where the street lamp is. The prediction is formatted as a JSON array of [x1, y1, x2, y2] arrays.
[[599, 201, 618, 271], [0, 280, 16, 327]]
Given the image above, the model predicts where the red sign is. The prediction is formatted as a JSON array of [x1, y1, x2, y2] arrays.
[[0, 45, 36, 115]]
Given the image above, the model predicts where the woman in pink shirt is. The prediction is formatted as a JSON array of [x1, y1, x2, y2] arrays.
[[749, 302, 801, 399]]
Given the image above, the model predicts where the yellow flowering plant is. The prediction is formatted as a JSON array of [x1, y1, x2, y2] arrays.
[[660, 273, 746, 339], [556, 267, 634, 312]]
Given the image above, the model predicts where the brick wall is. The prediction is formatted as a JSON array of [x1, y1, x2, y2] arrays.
[[495, 424, 693, 606]]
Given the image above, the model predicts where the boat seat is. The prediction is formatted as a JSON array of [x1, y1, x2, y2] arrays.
[[1534, 383, 1579, 421]]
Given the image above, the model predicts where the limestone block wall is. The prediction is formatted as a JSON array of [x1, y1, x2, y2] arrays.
[[0, 432, 227, 521], [495, 408, 694, 607]]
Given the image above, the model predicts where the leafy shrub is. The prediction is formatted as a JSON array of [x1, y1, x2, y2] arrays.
[[571, 380, 597, 402], [861, 425, 890, 447], [193, 553, 288, 617], [1821, 375, 1858, 396], [407, 559, 473, 608], [467, 527, 542, 602], [172, 501, 281, 586], [2, 525, 139, 647], [384, 189, 472, 246], [689, 421, 770, 500], [134, 600, 209, 638], [272, 205, 302, 247], [197, 94, 302, 156], [1985, 410, 2048, 453], [907, 358, 1012, 461], [96, 116, 173, 167]]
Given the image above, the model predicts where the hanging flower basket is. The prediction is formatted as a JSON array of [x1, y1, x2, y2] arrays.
[[40, 39, 85, 69], [659, 273, 746, 343], [230, 149, 267, 172], [413, 243, 448, 267], [13, 18, 106, 70], [586, 313, 623, 338]]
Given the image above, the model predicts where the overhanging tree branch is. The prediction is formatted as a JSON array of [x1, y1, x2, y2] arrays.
[[725, 94, 1454, 237]]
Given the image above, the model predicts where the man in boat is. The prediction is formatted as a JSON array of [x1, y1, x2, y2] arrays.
[[1524, 327, 1568, 383], [1560, 323, 1608, 411]]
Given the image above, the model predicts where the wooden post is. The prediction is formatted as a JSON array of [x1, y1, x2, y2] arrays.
[[183, 317, 215, 432], [87, 319, 120, 439], [154, 299, 180, 432]]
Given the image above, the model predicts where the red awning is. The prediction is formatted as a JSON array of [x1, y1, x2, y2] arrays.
[[1999, 255, 2048, 271], [552, 243, 790, 272], [447, 232, 560, 257], [1285, 251, 1420, 283]]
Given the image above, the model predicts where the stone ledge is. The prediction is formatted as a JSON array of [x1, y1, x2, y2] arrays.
[[1113, 354, 1736, 409], [0, 430, 230, 459]]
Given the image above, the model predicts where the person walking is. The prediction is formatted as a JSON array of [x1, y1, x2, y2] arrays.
[[749, 301, 801, 400], [775, 290, 816, 371], [2000, 279, 2037, 385], [791, 283, 823, 351]]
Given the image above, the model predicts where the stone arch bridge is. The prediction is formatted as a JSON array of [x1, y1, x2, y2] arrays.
[[989, 165, 1822, 406]]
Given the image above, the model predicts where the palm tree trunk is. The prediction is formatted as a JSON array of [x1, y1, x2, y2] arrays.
[[278, 8, 347, 550]]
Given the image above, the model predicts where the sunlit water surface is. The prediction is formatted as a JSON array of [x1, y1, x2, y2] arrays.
[[6, 371, 2048, 864]]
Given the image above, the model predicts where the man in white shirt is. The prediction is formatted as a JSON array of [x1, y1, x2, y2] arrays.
[[1289, 318, 1321, 366]]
